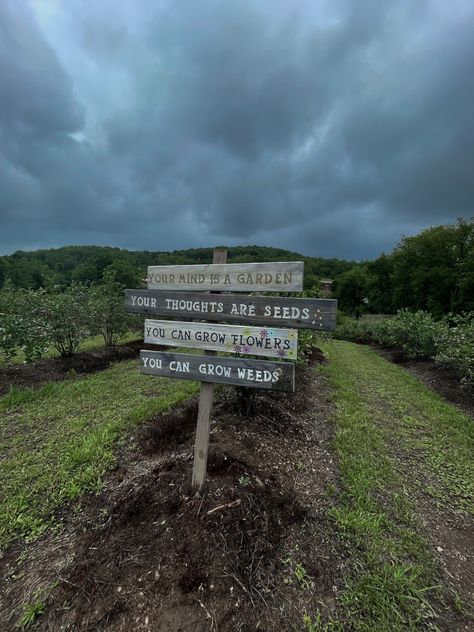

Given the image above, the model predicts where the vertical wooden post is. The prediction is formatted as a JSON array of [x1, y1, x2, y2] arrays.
[[191, 247, 227, 493]]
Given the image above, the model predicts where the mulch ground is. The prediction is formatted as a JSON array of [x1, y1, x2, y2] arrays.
[[0, 340, 163, 397], [0, 355, 345, 631]]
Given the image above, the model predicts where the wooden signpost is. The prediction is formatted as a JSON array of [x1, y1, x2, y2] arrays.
[[125, 290, 337, 330], [144, 320, 298, 359], [147, 261, 304, 292], [125, 248, 337, 492], [140, 351, 295, 391]]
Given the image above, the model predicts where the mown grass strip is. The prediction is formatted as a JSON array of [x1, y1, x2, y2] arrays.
[[311, 340, 473, 631], [0, 359, 198, 550]]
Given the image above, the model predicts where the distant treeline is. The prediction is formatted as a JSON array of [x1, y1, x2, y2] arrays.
[[2, 220, 473, 318], [334, 219, 474, 317], [0, 245, 353, 292]]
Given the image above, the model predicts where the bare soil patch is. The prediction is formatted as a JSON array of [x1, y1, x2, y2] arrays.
[[0, 340, 162, 397], [0, 356, 344, 631]]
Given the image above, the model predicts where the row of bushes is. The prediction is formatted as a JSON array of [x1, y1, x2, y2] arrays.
[[335, 309, 474, 389], [0, 272, 141, 364]]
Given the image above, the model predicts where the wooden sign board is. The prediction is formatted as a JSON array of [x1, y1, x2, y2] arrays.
[[140, 350, 295, 392], [145, 319, 298, 359], [147, 261, 304, 292], [125, 290, 337, 331]]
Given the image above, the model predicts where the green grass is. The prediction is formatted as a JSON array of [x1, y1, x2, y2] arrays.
[[0, 359, 198, 550], [313, 340, 473, 630]]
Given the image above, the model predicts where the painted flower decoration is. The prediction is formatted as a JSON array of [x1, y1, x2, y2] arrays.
[[260, 329, 268, 338], [234, 345, 242, 353], [242, 345, 252, 353], [277, 349, 287, 358], [243, 328, 252, 337]]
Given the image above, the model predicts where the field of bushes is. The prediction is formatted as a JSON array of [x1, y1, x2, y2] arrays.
[[0, 271, 141, 365], [335, 309, 474, 389]]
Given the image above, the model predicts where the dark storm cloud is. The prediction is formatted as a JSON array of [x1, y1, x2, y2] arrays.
[[0, 2, 83, 134], [0, 0, 473, 259]]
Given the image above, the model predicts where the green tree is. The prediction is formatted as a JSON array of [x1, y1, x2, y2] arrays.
[[103, 261, 141, 288], [366, 253, 394, 314], [334, 266, 370, 317], [391, 219, 474, 317]]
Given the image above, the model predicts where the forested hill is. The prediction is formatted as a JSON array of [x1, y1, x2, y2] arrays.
[[0, 245, 355, 289]]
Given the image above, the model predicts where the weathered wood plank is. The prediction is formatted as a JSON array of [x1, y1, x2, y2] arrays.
[[140, 351, 295, 392], [192, 381, 214, 493], [125, 290, 337, 331], [147, 261, 304, 292], [192, 247, 227, 493], [144, 319, 298, 359]]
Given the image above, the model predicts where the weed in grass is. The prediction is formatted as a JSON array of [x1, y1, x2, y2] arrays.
[[329, 505, 386, 538], [282, 557, 314, 590], [16, 598, 45, 629], [238, 475, 251, 487], [15, 582, 58, 629], [0, 383, 58, 412], [294, 562, 313, 590], [303, 612, 345, 632], [303, 612, 321, 631]]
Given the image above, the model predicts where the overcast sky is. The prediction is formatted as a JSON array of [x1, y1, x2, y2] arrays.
[[0, 0, 473, 260]]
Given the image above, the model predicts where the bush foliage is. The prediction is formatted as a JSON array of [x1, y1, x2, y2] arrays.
[[88, 270, 131, 347], [0, 278, 137, 364], [0, 285, 50, 363], [435, 314, 474, 389], [335, 309, 474, 388]]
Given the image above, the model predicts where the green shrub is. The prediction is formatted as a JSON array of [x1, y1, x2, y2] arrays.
[[88, 270, 131, 346], [41, 283, 92, 356], [369, 319, 392, 346], [295, 329, 332, 365], [334, 307, 474, 389], [381, 309, 442, 358], [334, 319, 377, 344], [435, 314, 474, 388], [334, 310, 442, 359], [0, 286, 50, 364], [0, 311, 20, 364]]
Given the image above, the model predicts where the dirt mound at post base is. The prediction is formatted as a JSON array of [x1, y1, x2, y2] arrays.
[[56, 462, 307, 631]]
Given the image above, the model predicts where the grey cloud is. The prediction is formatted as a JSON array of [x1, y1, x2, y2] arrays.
[[0, 0, 473, 258], [0, 1, 83, 134]]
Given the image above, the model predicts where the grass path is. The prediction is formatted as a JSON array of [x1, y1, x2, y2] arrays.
[[0, 360, 198, 550], [316, 340, 473, 631], [1, 340, 472, 630]]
